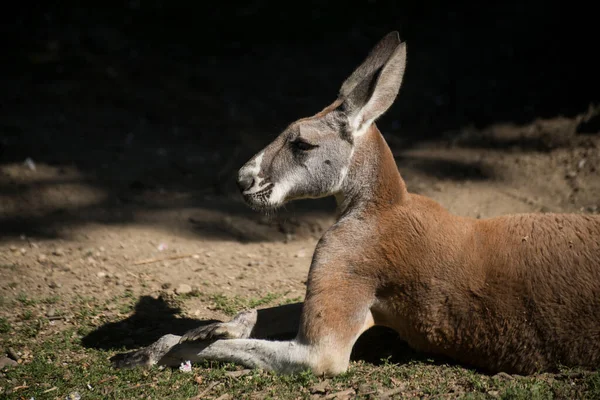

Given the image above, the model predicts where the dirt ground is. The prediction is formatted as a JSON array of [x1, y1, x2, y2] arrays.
[[1, 103, 599, 329]]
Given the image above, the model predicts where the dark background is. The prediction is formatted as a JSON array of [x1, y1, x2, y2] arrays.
[[0, 1, 597, 216]]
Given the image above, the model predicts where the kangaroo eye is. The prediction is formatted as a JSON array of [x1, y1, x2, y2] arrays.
[[291, 139, 318, 151]]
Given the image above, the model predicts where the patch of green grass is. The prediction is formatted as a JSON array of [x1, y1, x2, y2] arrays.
[[206, 292, 303, 316], [209, 293, 245, 316], [585, 373, 600, 399], [209, 292, 286, 316], [175, 289, 204, 301], [498, 380, 553, 399], [118, 302, 134, 314], [2, 293, 599, 399], [41, 295, 61, 304], [280, 296, 304, 305], [0, 316, 10, 333], [247, 292, 283, 308], [21, 309, 34, 320], [0, 263, 17, 270], [20, 318, 46, 338], [16, 292, 37, 306]]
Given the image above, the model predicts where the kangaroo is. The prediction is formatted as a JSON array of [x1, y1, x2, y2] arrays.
[[112, 31, 600, 376]]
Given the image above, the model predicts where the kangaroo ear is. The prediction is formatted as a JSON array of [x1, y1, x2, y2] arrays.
[[339, 32, 407, 136]]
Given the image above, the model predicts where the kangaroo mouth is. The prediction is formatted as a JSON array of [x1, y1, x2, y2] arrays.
[[242, 183, 276, 210]]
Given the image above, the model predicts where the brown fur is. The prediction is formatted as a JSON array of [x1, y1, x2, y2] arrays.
[[305, 124, 600, 374]]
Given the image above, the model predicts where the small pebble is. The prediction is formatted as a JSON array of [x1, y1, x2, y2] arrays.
[[38, 254, 48, 263], [48, 281, 62, 289], [66, 392, 81, 400], [53, 248, 64, 256], [175, 283, 192, 295], [0, 357, 18, 368], [24, 157, 36, 171], [97, 271, 106, 278]]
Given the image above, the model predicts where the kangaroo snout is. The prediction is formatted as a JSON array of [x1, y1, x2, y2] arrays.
[[237, 173, 254, 192]]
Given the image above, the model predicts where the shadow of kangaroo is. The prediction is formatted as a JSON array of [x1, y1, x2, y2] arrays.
[[112, 31, 600, 376]]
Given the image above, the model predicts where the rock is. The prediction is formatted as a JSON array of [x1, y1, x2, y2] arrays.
[[225, 369, 251, 378], [97, 271, 107, 278], [48, 281, 62, 289], [66, 391, 81, 400], [493, 371, 514, 381], [161, 282, 172, 290], [38, 254, 48, 263], [175, 283, 192, 295], [294, 250, 306, 258], [19, 248, 26, 255], [566, 170, 577, 179], [0, 357, 18, 368], [357, 384, 374, 395], [53, 247, 65, 256], [378, 386, 406, 400], [309, 379, 331, 394], [46, 308, 56, 318]]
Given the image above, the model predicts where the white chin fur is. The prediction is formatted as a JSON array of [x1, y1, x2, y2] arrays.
[[264, 171, 303, 207]]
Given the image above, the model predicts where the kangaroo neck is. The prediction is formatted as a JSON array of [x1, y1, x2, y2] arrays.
[[335, 124, 407, 219]]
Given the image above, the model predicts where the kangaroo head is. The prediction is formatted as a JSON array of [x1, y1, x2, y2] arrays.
[[237, 32, 407, 211]]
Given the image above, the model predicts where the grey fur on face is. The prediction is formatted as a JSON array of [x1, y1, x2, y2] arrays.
[[238, 109, 353, 210], [237, 32, 406, 211]]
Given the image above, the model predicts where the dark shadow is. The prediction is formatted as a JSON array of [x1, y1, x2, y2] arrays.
[[81, 295, 220, 350], [84, 295, 462, 371], [577, 113, 600, 136], [0, 1, 597, 241], [0, 183, 336, 242], [454, 135, 566, 153], [351, 326, 456, 368]]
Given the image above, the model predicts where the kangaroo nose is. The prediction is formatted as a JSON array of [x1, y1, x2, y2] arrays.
[[237, 175, 254, 192]]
